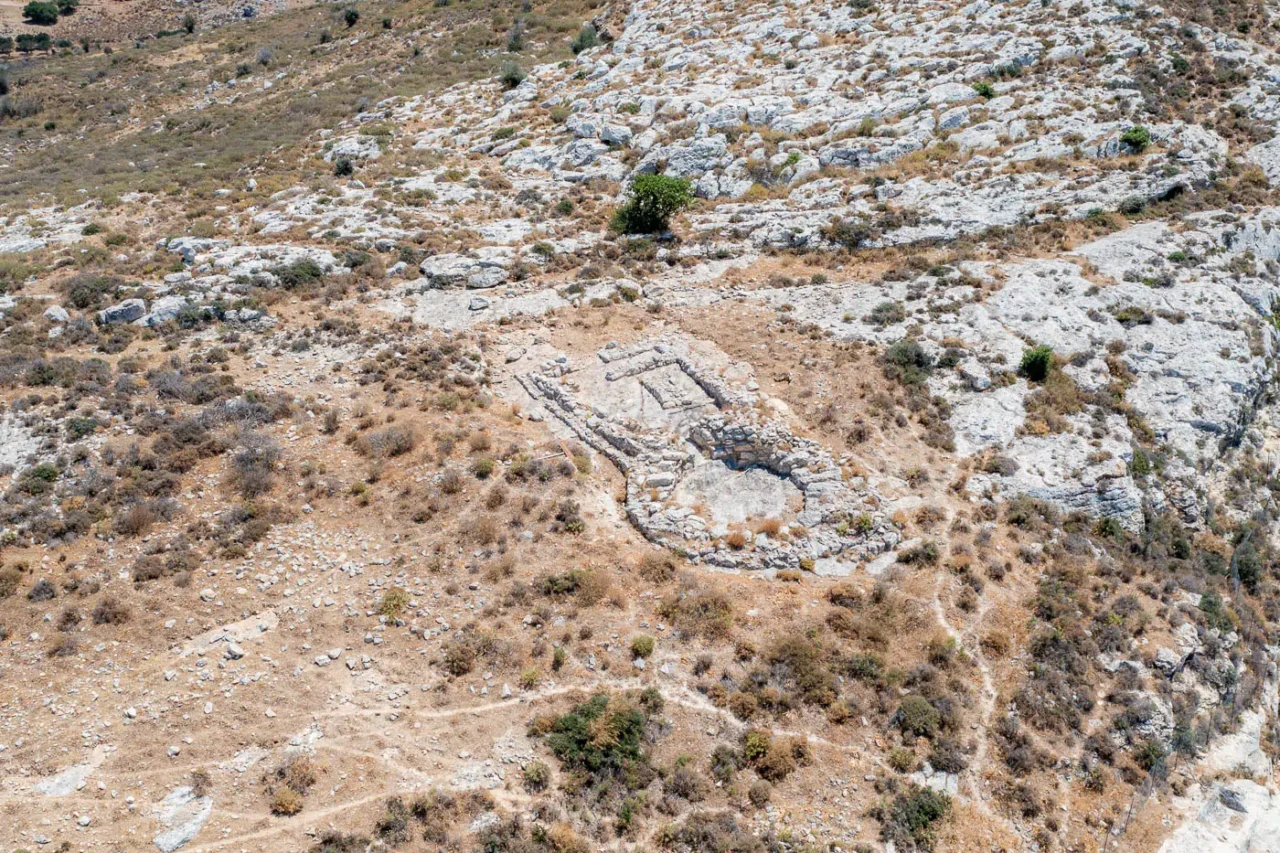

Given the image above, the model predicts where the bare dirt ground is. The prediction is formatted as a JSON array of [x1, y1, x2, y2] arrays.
[[1, 0, 1277, 849]]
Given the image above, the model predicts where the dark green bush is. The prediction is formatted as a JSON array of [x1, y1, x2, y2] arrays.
[[499, 60, 526, 89], [16, 33, 51, 52], [23, 1, 58, 25], [878, 785, 951, 851], [898, 540, 939, 565], [867, 300, 906, 326], [843, 652, 885, 683], [611, 174, 694, 234], [270, 258, 325, 289], [882, 339, 935, 385], [822, 216, 874, 249], [538, 693, 648, 778], [897, 694, 941, 737], [1133, 739, 1167, 772], [1121, 125, 1151, 152], [571, 24, 600, 54], [1019, 345, 1053, 381], [66, 417, 99, 440]]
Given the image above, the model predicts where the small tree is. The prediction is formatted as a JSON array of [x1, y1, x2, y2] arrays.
[[499, 60, 525, 89], [1019, 345, 1053, 382], [343, 7, 359, 27], [23, 1, 59, 25], [16, 33, 51, 52], [972, 81, 995, 99], [333, 157, 354, 177], [55, 0, 77, 14], [182, 12, 196, 33], [610, 174, 694, 234], [1121, 125, 1151, 152], [571, 23, 599, 54]]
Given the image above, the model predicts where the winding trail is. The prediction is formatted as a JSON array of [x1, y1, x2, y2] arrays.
[[931, 574, 1016, 838], [4, 674, 884, 853]]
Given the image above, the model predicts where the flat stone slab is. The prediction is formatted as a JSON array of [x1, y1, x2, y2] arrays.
[[153, 786, 212, 852]]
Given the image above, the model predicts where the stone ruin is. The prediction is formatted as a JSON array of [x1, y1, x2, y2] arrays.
[[517, 339, 899, 573]]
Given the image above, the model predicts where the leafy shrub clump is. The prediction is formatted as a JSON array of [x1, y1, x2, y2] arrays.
[[571, 24, 599, 54], [270, 258, 326, 290], [611, 174, 694, 234], [378, 588, 409, 617], [739, 728, 807, 781], [898, 540, 939, 565], [523, 759, 550, 791], [822, 215, 877, 249], [1133, 738, 1167, 772], [867, 300, 906, 326], [227, 431, 281, 498], [876, 784, 951, 851], [881, 339, 934, 386], [897, 695, 941, 737], [630, 635, 655, 658], [440, 627, 508, 677], [270, 786, 303, 815], [499, 60, 526, 89], [533, 693, 651, 781], [268, 755, 317, 815], [0, 566, 23, 599], [1015, 629, 1096, 732], [1019, 345, 1053, 382], [766, 636, 838, 707], [310, 832, 371, 853], [637, 551, 677, 582], [62, 273, 124, 310], [1121, 125, 1151, 152]]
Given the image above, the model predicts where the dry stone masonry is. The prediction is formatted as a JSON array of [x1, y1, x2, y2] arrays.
[[519, 339, 898, 572]]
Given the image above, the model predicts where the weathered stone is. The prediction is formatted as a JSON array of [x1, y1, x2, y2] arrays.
[[97, 299, 146, 325]]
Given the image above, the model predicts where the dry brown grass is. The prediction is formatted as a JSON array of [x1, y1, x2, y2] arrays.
[[0, 0, 599, 208], [752, 518, 782, 537], [636, 550, 677, 583]]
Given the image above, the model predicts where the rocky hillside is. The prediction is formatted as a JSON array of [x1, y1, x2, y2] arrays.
[[0, 0, 1279, 851]]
